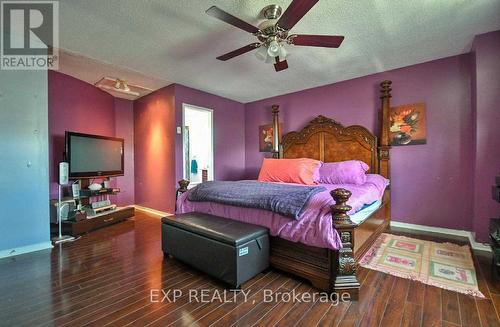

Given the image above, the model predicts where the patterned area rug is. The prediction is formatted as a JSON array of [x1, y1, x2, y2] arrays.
[[359, 233, 484, 298]]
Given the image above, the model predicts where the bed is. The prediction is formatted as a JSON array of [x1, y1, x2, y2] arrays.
[[177, 81, 393, 300]]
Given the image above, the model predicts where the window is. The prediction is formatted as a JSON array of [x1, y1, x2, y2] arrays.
[[182, 104, 214, 184]]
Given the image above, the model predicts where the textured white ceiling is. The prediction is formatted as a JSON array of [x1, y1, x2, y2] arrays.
[[57, 0, 500, 103], [56, 50, 171, 100]]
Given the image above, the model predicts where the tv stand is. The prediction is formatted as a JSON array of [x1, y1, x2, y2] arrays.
[[60, 178, 135, 236], [62, 206, 134, 236]]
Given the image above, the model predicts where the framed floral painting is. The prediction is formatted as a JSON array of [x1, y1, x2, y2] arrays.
[[390, 103, 427, 146], [259, 123, 283, 152]]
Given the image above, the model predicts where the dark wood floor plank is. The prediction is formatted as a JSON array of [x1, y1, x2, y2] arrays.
[[475, 253, 493, 300], [476, 299, 500, 327], [273, 287, 318, 327], [1, 262, 187, 323], [441, 289, 461, 325], [358, 272, 395, 327], [316, 301, 350, 327], [294, 298, 333, 327], [252, 284, 311, 327], [10, 266, 191, 326], [458, 293, 481, 326], [228, 279, 301, 327], [1, 236, 164, 311], [178, 274, 288, 327], [422, 285, 442, 327], [379, 277, 410, 327], [55, 274, 205, 327], [338, 269, 382, 325], [401, 302, 422, 327], [0, 212, 496, 327], [128, 273, 269, 327], [493, 294, 500, 322], [477, 254, 500, 296], [357, 266, 370, 285], [406, 280, 425, 305], [174, 272, 280, 327], [87, 275, 218, 327], [128, 281, 221, 327]]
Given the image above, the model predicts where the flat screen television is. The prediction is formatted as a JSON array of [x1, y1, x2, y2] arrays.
[[65, 131, 124, 178]]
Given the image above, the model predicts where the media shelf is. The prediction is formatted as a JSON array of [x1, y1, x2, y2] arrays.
[[57, 181, 134, 236], [62, 206, 135, 236], [78, 188, 120, 198]]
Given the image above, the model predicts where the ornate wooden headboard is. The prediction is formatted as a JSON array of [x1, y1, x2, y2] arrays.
[[272, 81, 392, 178], [281, 116, 378, 173]]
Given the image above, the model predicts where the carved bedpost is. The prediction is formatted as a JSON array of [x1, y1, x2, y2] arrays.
[[175, 179, 190, 212], [331, 188, 360, 300], [379, 80, 392, 180], [178, 179, 190, 194], [379, 81, 392, 220], [271, 105, 282, 159]]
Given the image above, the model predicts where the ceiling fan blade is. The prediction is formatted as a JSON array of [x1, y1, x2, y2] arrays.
[[289, 34, 344, 48], [274, 57, 288, 72], [206, 6, 260, 34], [276, 0, 319, 31], [216, 43, 261, 61]]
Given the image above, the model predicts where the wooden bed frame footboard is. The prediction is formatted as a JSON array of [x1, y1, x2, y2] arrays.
[[176, 81, 392, 301], [269, 189, 390, 300], [268, 80, 393, 300]]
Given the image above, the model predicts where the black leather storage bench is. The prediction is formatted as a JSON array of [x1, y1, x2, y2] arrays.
[[161, 213, 269, 288]]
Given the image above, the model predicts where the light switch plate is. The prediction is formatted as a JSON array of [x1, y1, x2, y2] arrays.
[[176, 126, 182, 134]]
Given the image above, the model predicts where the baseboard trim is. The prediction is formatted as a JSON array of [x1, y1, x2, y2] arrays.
[[390, 221, 491, 252], [134, 205, 172, 217], [0, 241, 53, 259]]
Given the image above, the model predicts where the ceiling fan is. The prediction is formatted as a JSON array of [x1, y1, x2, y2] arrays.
[[206, 0, 344, 72]]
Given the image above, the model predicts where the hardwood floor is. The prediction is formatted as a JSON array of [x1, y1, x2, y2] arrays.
[[1, 212, 499, 327]]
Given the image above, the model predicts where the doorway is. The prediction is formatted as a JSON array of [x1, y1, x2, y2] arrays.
[[182, 104, 214, 184]]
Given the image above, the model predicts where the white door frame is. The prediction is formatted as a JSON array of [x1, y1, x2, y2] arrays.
[[182, 103, 214, 183]]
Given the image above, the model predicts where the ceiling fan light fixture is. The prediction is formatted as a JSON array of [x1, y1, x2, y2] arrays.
[[267, 40, 280, 57], [278, 45, 288, 60], [206, 2, 344, 72], [265, 53, 275, 64], [255, 45, 268, 61], [122, 81, 130, 92]]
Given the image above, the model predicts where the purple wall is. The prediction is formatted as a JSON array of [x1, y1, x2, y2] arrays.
[[174, 84, 246, 183], [114, 98, 135, 206], [132, 84, 245, 213], [48, 71, 134, 205], [245, 55, 474, 232], [471, 31, 500, 241], [134, 85, 176, 213], [48, 31, 498, 238], [48, 71, 115, 197]]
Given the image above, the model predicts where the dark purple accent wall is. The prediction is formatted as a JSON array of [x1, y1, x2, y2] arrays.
[[114, 98, 135, 206], [48, 71, 134, 205], [132, 84, 246, 213], [133, 85, 176, 213], [245, 55, 475, 232], [471, 31, 500, 241], [174, 84, 246, 183]]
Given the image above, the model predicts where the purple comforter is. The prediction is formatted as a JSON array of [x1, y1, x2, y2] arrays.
[[177, 174, 389, 250], [188, 180, 325, 219]]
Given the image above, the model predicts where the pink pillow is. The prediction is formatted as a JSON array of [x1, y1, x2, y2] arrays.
[[318, 160, 369, 185], [258, 158, 322, 185]]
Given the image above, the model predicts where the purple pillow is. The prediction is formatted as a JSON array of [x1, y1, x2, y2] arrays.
[[318, 160, 369, 185]]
